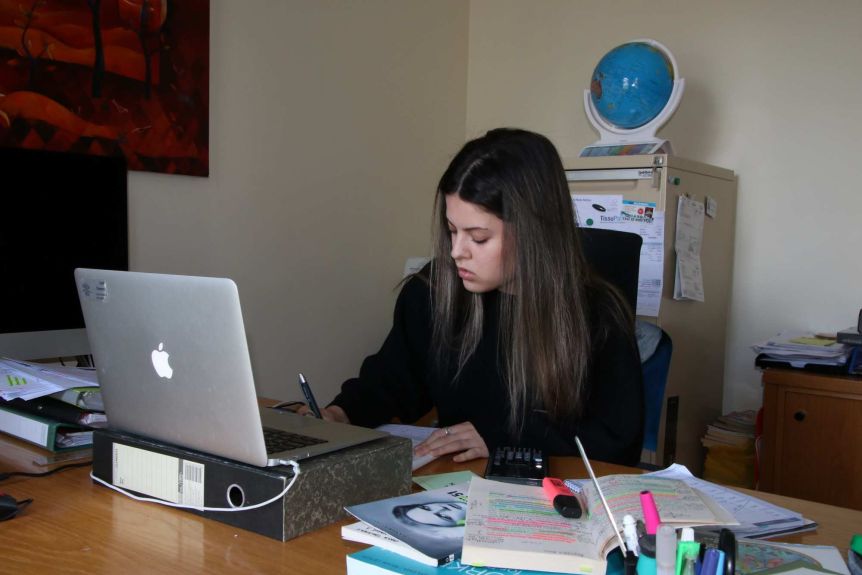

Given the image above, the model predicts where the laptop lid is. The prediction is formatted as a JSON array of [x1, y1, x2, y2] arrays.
[[74, 268, 386, 467]]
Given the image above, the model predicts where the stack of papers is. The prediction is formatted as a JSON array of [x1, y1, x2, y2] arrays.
[[646, 464, 816, 539], [0, 357, 99, 401], [751, 331, 850, 368], [375, 424, 438, 471]]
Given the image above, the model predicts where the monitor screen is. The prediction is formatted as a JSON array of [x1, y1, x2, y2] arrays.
[[0, 147, 128, 360]]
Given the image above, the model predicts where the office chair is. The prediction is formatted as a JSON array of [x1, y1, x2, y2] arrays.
[[578, 227, 641, 318], [578, 227, 672, 465], [641, 329, 672, 458]]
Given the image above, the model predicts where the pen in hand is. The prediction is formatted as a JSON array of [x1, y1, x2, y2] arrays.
[[298, 373, 322, 418]]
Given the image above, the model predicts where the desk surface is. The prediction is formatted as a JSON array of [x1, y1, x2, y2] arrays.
[[1, 439, 860, 575]]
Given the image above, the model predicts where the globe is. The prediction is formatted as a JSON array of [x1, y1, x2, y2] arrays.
[[589, 41, 675, 130]]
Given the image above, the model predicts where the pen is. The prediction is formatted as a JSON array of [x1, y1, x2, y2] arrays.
[[717, 528, 736, 575], [575, 436, 637, 575], [623, 515, 640, 556], [681, 556, 696, 575], [298, 373, 322, 418], [695, 543, 706, 575], [713, 550, 726, 575]]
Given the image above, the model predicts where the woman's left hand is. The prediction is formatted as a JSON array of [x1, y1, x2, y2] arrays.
[[414, 421, 489, 463]]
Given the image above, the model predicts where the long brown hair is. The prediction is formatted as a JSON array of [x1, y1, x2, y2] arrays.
[[430, 128, 631, 435]]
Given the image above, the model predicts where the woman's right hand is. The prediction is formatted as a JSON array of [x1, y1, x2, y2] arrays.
[[414, 421, 489, 463], [296, 404, 350, 423]]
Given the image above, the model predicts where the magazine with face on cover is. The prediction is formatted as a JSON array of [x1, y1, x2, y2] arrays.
[[461, 475, 738, 575], [345, 483, 470, 565]]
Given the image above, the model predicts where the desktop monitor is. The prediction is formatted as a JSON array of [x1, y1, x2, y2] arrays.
[[0, 147, 128, 360]]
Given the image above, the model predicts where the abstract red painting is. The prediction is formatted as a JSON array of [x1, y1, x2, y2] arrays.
[[0, 0, 209, 176]]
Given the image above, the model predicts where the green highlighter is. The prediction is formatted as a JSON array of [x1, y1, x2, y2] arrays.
[[850, 534, 862, 575], [675, 528, 701, 575]]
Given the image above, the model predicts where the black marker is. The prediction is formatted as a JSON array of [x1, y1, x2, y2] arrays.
[[298, 373, 322, 418], [718, 528, 736, 575]]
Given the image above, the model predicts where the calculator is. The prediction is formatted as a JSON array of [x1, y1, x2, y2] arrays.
[[484, 446, 548, 486]]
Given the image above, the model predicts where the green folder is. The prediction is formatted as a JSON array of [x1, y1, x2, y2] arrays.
[[0, 404, 93, 452]]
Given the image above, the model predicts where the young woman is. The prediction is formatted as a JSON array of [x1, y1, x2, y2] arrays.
[[311, 128, 643, 466]]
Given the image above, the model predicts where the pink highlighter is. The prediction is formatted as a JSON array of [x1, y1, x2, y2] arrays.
[[640, 490, 661, 535]]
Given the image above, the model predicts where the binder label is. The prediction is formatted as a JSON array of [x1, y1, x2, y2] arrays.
[[113, 443, 204, 507]]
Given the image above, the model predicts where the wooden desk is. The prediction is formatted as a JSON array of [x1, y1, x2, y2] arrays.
[[1, 442, 860, 574]]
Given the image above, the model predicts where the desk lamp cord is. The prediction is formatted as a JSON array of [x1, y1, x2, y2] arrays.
[[88, 459, 301, 513]]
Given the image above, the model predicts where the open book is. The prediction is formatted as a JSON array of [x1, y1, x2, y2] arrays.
[[345, 483, 470, 566], [462, 475, 737, 575]]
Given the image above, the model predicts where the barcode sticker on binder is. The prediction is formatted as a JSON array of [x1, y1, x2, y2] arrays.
[[180, 460, 204, 507], [113, 443, 205, 507]]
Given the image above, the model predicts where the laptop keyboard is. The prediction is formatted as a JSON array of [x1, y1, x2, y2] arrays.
[[263, 426, 327, 453]]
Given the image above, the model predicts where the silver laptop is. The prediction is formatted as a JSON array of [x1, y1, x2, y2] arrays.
[[74, 268, 387, 467]]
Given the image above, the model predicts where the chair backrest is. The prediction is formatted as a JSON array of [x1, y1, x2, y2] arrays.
[[578, 227, 642, 317], [641, 329, 673, 452], [579, 227, 671, 458]]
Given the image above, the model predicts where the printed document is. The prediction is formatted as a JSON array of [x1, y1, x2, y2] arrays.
[[375, 423, 437, 471], [644, 464, 816, 538], [673, 196, 706, 302], [1, 357, 98, 401], [572, 194, 665, 317]]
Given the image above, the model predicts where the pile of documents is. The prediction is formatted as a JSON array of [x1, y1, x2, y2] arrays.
[[0, 357, 104, 452], [1, 357, 99, 401], [752, 330, 850, 369], [647, 464, 817, 539]]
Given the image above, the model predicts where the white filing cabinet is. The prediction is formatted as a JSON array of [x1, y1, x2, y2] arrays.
[[564, 154, 737, 475]]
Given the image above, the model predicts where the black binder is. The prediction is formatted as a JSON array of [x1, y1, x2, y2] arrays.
[[92, 428, 412, 541], [754, 352, 857, 376]]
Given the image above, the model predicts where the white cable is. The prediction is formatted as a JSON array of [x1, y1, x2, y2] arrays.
[[88, 459, 300, 512]]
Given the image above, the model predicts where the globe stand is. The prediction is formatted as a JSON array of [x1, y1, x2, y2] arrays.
[[580, 39, 685, 158]]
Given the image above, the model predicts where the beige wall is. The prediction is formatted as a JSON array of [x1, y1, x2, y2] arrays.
[[466, 0, 862, 413], [127, 1, 469, 403], [127, 1, 862, 416]]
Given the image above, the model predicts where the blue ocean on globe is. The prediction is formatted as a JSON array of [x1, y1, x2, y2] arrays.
[[590, 42, 674, 129]]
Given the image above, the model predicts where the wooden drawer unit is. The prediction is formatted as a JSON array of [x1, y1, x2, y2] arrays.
[[760, 369, 862, 510]]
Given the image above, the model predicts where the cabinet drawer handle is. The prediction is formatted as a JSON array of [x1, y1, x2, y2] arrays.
[[793, 410, 806, 422]]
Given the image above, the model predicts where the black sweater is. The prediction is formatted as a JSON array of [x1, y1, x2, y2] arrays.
[[331, 276, 644, 466]]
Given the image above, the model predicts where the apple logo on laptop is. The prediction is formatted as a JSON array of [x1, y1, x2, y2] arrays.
[[151, 343, 174, 379]]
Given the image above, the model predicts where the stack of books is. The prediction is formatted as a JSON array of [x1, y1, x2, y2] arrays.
[[701, 410, 758, 489], [0, 357, 103, 455], [342, 473, 738, 575], [701, 410, 757, 450], [343, 483, 469, 569], [347, 546, 563, 575], [342, 481, 586, 574]]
